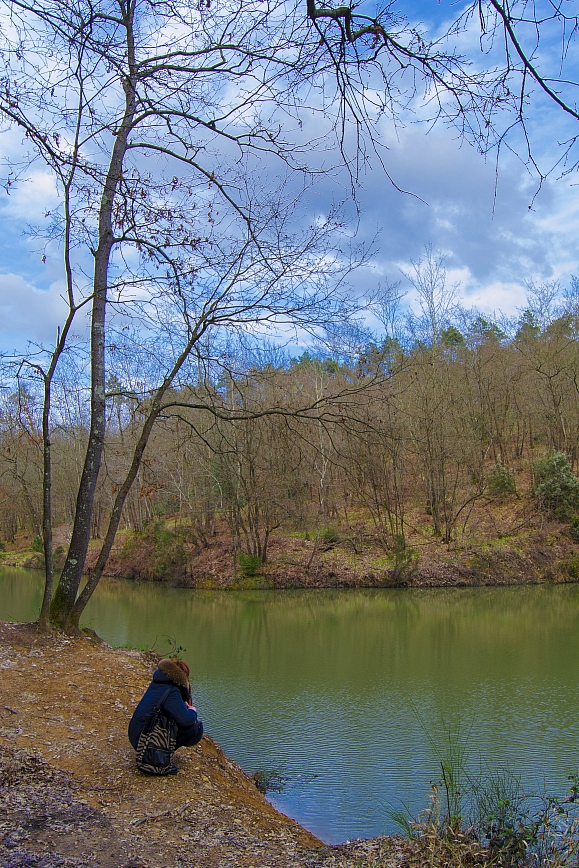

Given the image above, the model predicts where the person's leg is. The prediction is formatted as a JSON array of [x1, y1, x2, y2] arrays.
[[175, 720, 204, 748]]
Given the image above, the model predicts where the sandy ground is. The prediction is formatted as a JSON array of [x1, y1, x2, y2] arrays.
[[0, 621, 420, 868]]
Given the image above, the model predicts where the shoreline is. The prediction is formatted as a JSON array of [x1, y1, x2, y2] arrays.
[[0, 619, 420, 868], [3, 522, 579, 591]]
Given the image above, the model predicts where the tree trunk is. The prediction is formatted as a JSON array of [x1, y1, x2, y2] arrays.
[[66, 320, 209, 628], [49, 252, 109, 627], [38, 376, 54, 631], [50, 8, 137, 629], [66, 406, 161, 629]]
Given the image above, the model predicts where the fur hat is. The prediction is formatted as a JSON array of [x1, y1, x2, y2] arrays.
[[158, 658, 190, 689], [173, 659, 190, 679]]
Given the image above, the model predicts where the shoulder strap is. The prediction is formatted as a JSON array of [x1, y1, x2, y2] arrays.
[[154, 686, 173, 712]]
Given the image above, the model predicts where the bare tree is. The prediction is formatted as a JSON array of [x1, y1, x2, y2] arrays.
[[524, 280, 562, 330], [2, 0, 373, 628], [403, 246, 460, 347], [0, 390, 42, 537], [368, 281, 406, 343], [309, 0, 579, 177], [467, 0, 579, 175]]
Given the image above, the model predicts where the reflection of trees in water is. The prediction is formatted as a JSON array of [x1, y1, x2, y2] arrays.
[[5, 571, 579, 690], [78, 578, 579, 690], [0, 568, 44, 622]]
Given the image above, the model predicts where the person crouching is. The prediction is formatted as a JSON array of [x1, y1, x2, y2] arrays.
[[128, 658, 203, 773]]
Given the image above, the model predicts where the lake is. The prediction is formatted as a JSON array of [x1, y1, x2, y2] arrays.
[[2, 566, 579, 844]]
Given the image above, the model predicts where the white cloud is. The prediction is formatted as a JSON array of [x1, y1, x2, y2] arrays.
[[340, 121, 579, 317], [459, 280, 528, 316], [2, 171, 60, 222], [0, 273, 70, 346]]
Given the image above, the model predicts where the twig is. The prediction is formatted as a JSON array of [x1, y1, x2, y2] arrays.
[[131, 799, 191, 826]]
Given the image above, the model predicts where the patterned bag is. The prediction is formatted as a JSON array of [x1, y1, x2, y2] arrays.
[[136, 687, 179, 775]]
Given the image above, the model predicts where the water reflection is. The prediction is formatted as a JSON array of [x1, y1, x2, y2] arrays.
[[2, 568, 579, 843]]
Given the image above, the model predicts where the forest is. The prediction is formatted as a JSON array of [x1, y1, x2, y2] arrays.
[[3, 269, 579, 589]]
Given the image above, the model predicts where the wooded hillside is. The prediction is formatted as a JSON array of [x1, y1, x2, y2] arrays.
[[3, 278, 579, 588]]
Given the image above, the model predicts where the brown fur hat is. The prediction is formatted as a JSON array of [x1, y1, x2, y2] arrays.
[[173, 659, 190, 679], [158, 658, 190, 689]]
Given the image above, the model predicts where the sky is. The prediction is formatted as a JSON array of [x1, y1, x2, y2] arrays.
[[0, 0, 578, 353], [345, 123, 578, 319]]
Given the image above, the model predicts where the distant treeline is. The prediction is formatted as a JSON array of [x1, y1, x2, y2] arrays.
[[3, 281, 579, 556]]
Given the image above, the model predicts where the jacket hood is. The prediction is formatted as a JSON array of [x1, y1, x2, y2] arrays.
[[156, 658, 190, 689]]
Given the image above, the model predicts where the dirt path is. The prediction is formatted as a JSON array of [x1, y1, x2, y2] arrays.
[[0, 621, 418, 868]]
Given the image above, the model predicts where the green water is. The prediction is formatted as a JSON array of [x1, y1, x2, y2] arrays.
[[3, 567, 579, 844]]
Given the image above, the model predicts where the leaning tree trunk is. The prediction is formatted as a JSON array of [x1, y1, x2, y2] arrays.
[[49, 249, 109, 627], [38, 178, 81, 631], [65, 319, 210, 630], [50, 20, 137, 629], [65, 407, 162, 630]]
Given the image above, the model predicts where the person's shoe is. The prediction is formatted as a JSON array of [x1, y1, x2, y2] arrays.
[[167, 765, 179, 775]]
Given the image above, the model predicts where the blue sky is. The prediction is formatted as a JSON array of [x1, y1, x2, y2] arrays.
[[1, 0, 578, 353]]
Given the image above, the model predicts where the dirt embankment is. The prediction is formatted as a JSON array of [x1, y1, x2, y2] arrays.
[[89, 521, 579, 591], [0, 621, 419, 868], [4, 499, 579, 591]]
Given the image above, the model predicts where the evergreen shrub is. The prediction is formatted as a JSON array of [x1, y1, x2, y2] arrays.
[[486, 463, 517, 498], [390, 534, 418, 584], [319, 526, 339, 544], [237, 552, 261, 577], [533, 451, 579, 519]]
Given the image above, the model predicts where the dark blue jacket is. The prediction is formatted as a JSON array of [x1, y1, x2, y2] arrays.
[[128, 661, 199, 749]]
